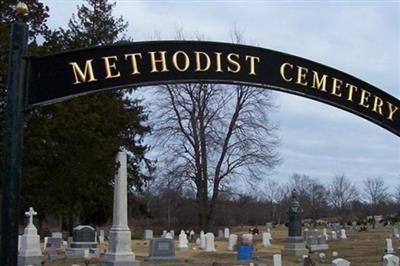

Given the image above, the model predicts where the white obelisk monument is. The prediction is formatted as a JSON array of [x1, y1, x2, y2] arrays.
[[102, 151, 139, 266]]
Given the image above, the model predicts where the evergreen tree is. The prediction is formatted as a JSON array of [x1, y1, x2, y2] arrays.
[[20, 0, 152, 230]]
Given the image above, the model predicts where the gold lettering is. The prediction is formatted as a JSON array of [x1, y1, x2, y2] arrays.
[[227, 53, 241, 73], [124, 53, 142, 75], [102, 56, 121, 79], [296, 66, 308, 86], [331, 77, 343, 97], [148, 51, 169, 73], [214, 52, 223, 72], [172, 51, 190, 72], [372, 96, 384, 116], [280, 63, 293, 82], [245, 55, 260, 75], [387, 101, 399, 121], [359, 89, 371, 108], [311, 71, 327, 92], [194, 51, 211, 72], [345, 83, 358, 102], [69, 60, 97, 84]]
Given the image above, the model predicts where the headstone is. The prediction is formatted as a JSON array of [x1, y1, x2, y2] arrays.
[[18, 207, 43, 266], [195, 237, 201, 245], [224, 228, 230, 239], [332, 258, 351, 266], [43, 237, 48, 248], [303, 255, 315, 266], [164, 232, 173, 239], [51, 232, 62, 239], [102, 151, 139, 266], [332, 231, 337, 240], [281, 189, 308, 257], [47, 237, 62, 249], [332, 251, 339, 257], [306, 233, 328, 252], [143, 229, 153, 240], [319, 252, 326, 263], [65, 225, 97, 259], [144, 238, 177, 261], [228, 234, 238, 251], [242, 233, 253, 246], [18, 235, 22, 251], [393, 228, 399, 238], [273, 254, 282, 266], [161, 230, 167, 238], [98, 229, 105, 244], [45, 244, 58, 260], [322, 228, 328, 240], [170, 230, 175, 239], [266, 222, 273, 229], [383, 254, 399, 266], [386, 238, 394, 254], [218, 229, 224, 238], [262, 232, 271, 247], [204, 233, 216, 252], [200, 231, 206, 249], [340, 229, 347, 239], [177, 230, 189, 251], [189, 230, 195, 241]]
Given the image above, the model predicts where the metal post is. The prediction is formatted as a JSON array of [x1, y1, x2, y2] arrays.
[[1, 4, 28, 265]]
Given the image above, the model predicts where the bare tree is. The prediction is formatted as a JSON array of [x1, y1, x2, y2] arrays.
[[150, 81, 279, 229], [363, 177, 389, 205], [261, 178, 285, 224], [286, 173, 329, 225], [328, 174, 359, 221], [395, 184, 400, 204]]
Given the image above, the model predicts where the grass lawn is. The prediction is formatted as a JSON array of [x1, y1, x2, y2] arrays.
[[43, 226, 396, 265]]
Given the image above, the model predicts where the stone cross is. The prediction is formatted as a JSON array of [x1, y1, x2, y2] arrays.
[[25, 207, 37, 226]]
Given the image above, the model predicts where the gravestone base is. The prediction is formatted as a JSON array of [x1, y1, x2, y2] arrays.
[[145, 238, 178, 262], [177, 246, 189, 252], [309, 244, 329, 252], [17, 255, 43, 266], [144, 256, 179, 261], [65, 248, 87, 259], [102, 255, 140, 266], [282, 236, 308, 257], [102, 227, 139, 266]]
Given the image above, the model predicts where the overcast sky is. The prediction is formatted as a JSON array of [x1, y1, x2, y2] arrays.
[[41, 0, 399, 193]]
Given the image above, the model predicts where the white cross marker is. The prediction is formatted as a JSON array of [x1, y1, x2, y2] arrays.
[[25, 207, 37, 226]]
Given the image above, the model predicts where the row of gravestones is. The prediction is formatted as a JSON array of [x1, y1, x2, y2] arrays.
[[17, 207, 103, 265]]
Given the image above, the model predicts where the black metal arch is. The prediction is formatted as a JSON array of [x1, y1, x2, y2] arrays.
[[27, 41, 400, 136]]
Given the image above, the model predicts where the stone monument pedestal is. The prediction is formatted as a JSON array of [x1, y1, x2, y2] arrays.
[[102, 227, 139, 266], [282, 236, 308, 257], [18, 207, 43, 266], [281, 190, 309, 258]]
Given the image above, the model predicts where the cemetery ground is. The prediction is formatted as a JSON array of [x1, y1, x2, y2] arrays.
[[42, 226, 395, 266]]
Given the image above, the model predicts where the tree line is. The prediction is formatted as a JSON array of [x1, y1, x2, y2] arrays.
[[134, 173, 400, 229]]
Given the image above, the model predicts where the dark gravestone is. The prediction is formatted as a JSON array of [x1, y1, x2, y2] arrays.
[[281, 189, 309, 257], [72, 226, 95, 243], [47, 237, 62, 249], [144, 238, 178, 261], [303, 256, 315, 266], [65, 225, 97, 259]]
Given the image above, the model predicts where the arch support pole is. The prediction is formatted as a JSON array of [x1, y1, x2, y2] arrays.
[[1, 19, 28, 266]]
